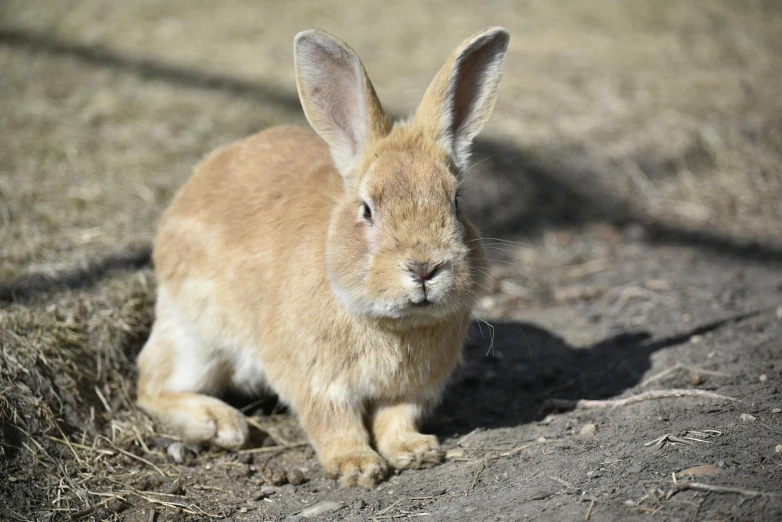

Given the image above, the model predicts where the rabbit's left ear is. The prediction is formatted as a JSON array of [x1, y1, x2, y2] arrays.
[[294, 30, 391, 181], [412, 27, 509, 170]]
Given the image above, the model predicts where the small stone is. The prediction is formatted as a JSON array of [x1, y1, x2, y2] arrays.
[[445, 449, 464, 459], [740, 413, 757, 422], [232, 466, 252, 478], [775, 445, 782, 454], [690, 335, 702, 344], [580, 423, 598, 437], [264, 467, 288, 486], [298, 501, 345, 518], [776, 306, 782, 319], [772, 408, 781, 414], [239, 507, 248, 513], [431, 488, 447, 496], [163, 482, 184, 496], [167, 442, 187, 464], [107, 499, 127, 513], [279, 484, 296, 495], [354, 499, 366, 510], [287, 469, 306, 486], [254, 486, 278, 500], [759, 374, 768, 383], [690, 372, 703, 386]]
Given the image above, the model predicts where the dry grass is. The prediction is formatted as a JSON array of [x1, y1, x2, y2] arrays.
[[1, 0, 781, 518]]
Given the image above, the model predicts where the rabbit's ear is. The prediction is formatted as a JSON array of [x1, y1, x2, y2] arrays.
[[294, 30, 391, 180], [413, 27, 509, 171]]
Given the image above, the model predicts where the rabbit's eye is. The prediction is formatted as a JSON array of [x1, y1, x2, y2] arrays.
[[361, 201, 373, 223]]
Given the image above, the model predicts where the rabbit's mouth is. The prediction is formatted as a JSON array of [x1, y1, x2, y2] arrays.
[[410, 299, 434, 308]]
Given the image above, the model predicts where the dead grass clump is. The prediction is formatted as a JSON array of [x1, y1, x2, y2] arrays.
[[0, 271, 155, 514]]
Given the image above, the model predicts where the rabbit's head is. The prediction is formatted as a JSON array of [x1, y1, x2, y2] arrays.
[[294, 28, 509, 322]]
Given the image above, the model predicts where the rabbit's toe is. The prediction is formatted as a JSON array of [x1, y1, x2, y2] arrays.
[[170, 397, 249, 450], [324, 450, 388, 488], [209, 405, 249, 449], [382, 433, 444, 470]]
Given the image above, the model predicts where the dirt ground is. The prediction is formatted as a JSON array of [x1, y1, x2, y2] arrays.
[[1, 1, 782, 521]]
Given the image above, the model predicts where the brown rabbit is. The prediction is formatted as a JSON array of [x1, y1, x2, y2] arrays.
[[137, 27, 509, 487]]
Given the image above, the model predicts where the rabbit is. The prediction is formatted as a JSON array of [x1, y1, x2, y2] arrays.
[[136, 26, 509, 487]]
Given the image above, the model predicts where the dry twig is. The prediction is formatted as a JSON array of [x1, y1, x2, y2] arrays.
[[245, 417, 296, 446], [470, 461, 486, 491], [639, 363, 728, 387], [672, 482, 775, 498], [237, 441, 308, 454], [551, 476, 576, 491], [584, 499, 595, 521], [548, 389, 736, 410]]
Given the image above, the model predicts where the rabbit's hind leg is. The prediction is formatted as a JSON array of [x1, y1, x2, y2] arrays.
[[136, 293, 249, 450]]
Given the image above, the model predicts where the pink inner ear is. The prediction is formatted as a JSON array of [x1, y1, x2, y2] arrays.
[[449, 35, 506, 137], [298, 38, 364, 156]]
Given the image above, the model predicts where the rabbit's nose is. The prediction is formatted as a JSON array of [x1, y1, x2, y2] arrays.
[[407, 261, 442, 283]]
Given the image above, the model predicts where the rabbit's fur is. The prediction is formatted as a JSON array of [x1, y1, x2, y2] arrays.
[[137, 27, 509, 487]]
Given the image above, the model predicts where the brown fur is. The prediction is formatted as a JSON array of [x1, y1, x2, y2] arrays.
[[137, 27, 509, 487]]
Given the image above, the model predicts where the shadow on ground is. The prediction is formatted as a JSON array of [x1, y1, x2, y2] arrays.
[[0, 247, 152, 303], [430, 315, 748, 437]]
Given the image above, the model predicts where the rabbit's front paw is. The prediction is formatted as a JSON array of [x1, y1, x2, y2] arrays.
[[381, 433, 444, 470], [324, 450, 388, 488], [157, 395, 249, 450]]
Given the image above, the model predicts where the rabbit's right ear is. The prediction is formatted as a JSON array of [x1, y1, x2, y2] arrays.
[[294, 30, 391, 181], [413, 28, 509, 171]]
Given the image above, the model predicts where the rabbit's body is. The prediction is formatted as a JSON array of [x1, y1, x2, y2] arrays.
[[138, 28, 508, 487], [141, 125, 472, 415]]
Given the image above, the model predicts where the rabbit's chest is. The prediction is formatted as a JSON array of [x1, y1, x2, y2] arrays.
[[349, 333, 463, 398]]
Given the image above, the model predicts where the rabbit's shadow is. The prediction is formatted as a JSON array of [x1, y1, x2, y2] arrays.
[[428, 317, 738, 437]]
